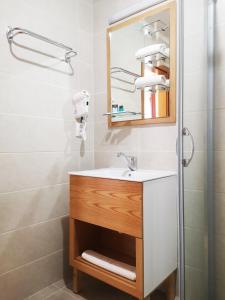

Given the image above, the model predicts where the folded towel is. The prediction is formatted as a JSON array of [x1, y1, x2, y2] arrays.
[[81, 250, 136, 281], [135, 75, 166, 89], [135, 43, 167, 60]]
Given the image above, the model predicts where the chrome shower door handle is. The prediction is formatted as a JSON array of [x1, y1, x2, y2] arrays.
[[182, 127, 195, 167]]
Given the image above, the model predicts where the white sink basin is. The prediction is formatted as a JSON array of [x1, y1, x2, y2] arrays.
[[69, 168, 176, 182]]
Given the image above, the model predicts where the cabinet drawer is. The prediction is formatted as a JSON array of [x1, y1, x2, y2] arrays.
[[70, 176, 143, 238]]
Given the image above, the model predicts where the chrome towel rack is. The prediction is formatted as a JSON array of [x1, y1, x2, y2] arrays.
[[111, 67, 140, 93], [6, 26, 78, 63], [111, 67, 140, 81]]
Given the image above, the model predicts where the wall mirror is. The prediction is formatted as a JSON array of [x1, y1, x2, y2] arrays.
[[106, 1, 176, 127]]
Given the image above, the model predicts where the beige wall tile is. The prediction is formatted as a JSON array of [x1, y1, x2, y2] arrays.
[[137, 125, 177, 152], [215, 234, 225, 280], [215, 67, 225, 109], [137, 151, 177, 171], [215, 193, 225, 235], [184, 32, 205, 74], [94, 93, 108, 121], [216, 278, 225, 300], [185, 266, 206, 300], [189, 267, 206, 300], [0, 152, 79, 193], [93, 0, 118, 33], [216, 0, 225, 26], [78, 0, 93, 33], [183, 71, 207, 113], [215, 23, 225, 70], [0, 73, 74, 120], [214, 109, 225, 151], [94, 151, 138, 169], [93, 32, 107, 94], [0, 217, 68, 275], [183, 0, 205, 36], [183, 151, 206, 191], [185, 227, 205, 270], [0, 184, 69, 234], [183, 111, 206, 152], [0, 115, 82, 153], [215, 150, 225, 194], [184, 190, 205, 231], [94, 121, 139, 153], [0, 251, 64, 300], [78, 31, 94, 68]]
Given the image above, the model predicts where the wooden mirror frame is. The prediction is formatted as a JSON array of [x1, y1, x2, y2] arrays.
[[106, 1, 176, 128]]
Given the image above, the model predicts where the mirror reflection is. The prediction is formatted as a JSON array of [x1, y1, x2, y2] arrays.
[[107, 4, 175, 126]]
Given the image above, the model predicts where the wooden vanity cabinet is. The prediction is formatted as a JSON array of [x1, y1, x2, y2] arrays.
[[69, 175, 177, 300]]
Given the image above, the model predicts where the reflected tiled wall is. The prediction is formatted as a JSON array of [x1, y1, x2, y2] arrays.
[[93, 0, 177, 171], [0, 0, 94, 299]]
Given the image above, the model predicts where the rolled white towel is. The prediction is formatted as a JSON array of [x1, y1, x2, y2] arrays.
[[166, 79, 170, 87], [135, 43, 167, 60], [135, 75, 166, 89], [81, 250, 136, 281]]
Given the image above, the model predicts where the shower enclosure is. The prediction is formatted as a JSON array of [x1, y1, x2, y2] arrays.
[[178, 0, 216, 299]]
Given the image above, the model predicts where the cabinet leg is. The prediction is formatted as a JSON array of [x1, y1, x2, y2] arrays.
[[72, 268, 80, 294], [166, 271, 176, 300]]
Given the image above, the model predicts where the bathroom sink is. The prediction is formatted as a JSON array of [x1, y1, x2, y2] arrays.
[[69, 168, 176, 182]]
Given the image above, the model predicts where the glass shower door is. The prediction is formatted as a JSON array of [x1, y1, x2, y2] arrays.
[[179, 0, 214, 299]]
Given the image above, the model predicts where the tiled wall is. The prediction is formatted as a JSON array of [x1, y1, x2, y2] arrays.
[[93, 0, 177, 171], [0, 0, 94, 299], [215, 1, 225, 299]]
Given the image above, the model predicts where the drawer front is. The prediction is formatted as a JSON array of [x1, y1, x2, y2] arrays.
[[70, 176, 143, 238]]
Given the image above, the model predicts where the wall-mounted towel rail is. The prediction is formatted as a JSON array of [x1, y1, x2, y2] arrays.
[[6, 27, 78, 63], [111, 67, 140, 93], [142, 19, 168, 37], [111, 67, 140, 80]]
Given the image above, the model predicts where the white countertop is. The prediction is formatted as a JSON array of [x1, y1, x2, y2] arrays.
[[68, 168, 176, 182]]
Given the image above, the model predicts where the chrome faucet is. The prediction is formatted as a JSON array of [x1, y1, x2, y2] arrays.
[[117, 152, 137, 171]]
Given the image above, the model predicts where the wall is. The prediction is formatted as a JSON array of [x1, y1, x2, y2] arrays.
[[93, 0, 177, 172], [0, 0, 94, 299], [215, 1, 225, 299]]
